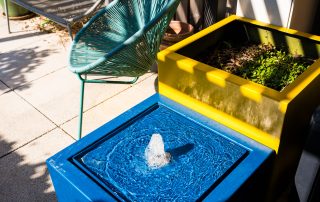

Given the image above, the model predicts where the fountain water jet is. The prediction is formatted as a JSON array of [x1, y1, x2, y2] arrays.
[[145, 133, 171, 168]]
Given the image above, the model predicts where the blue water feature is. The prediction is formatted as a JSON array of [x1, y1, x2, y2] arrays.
[[80, 105, 248, 201]]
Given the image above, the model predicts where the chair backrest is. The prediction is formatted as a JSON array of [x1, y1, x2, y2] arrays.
[[69, 0, 180, 76]]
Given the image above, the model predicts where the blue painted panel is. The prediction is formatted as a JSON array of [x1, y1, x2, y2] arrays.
[[47, 93, 275, 202]]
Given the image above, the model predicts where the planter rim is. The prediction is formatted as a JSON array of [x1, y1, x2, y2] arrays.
[[158, 15, 320, 108], [159, 15, 320, 53], [157, 15, 320, 152]]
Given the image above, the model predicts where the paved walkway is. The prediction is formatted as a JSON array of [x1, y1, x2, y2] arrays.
[[0, 15, 157, 201]]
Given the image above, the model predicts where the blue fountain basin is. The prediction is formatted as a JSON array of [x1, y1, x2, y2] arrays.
[[47, 94, 274, 202]]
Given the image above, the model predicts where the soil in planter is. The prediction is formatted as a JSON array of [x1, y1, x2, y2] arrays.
[[195, 42, 315, 91]]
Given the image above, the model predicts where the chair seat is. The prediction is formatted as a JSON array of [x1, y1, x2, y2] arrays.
[[69, 31, 147, 76], [70, 35, 116, 69]]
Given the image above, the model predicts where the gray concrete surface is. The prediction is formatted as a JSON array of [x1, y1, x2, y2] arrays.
[[0, 15, 157, 201]]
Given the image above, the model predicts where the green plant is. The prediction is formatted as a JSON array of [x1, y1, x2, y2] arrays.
[[39, 17, 54, 32], [196, 43, 314, 91]]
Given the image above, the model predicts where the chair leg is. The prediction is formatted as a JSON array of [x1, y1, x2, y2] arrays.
[[76, 75, 138, 139], [4, 0, 11, 33], [78, 79, 85, 140]]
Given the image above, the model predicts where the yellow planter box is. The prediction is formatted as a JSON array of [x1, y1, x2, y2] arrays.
[[157, 15, 320, 198]]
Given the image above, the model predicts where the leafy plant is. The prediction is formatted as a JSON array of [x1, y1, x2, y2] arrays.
[[196, 42, 314, 91]]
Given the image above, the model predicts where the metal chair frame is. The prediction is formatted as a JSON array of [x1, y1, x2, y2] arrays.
[[68, 0, 180, 139]]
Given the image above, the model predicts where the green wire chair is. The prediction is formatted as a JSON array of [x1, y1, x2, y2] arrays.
[[68, 0, 180, 139]]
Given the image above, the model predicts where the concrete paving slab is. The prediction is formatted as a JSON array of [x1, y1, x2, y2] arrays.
[[0, 91, 56, 157], [0, 34, 68, 89], [0, 80, 10, 95], [0, 15, 52, 54], [16, 67, 154, 126], [61, 74, 158, 139], [0, 31, 50, 54], [0, 128, 74, 202], [0, 31, 60, 54]]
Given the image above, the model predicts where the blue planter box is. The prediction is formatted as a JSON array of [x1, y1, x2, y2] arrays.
[[47, 94, 274, 201]]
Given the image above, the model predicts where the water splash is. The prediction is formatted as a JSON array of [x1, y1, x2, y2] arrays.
[[145, 133, 171, 168]]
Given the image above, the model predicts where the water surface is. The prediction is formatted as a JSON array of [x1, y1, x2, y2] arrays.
[[80, 105, 247, 201]]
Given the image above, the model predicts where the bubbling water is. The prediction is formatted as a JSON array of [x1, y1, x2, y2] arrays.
[[145, 133, 171, 168]]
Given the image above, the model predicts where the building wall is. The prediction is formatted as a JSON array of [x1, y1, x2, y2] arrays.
[[289, 0, 319, 33], [236, 0, 319, 33], [174, 0, 205, 31], [236, 0, 293, 27]]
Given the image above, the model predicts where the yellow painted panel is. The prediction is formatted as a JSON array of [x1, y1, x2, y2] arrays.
[[257, 28, 275, 45], [158, 55, 285, 138], [159, 82, 280, 152], [237, 16, 320, 42]]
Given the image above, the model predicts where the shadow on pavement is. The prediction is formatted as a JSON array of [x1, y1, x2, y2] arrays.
[[0, 137, 56, 201]]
